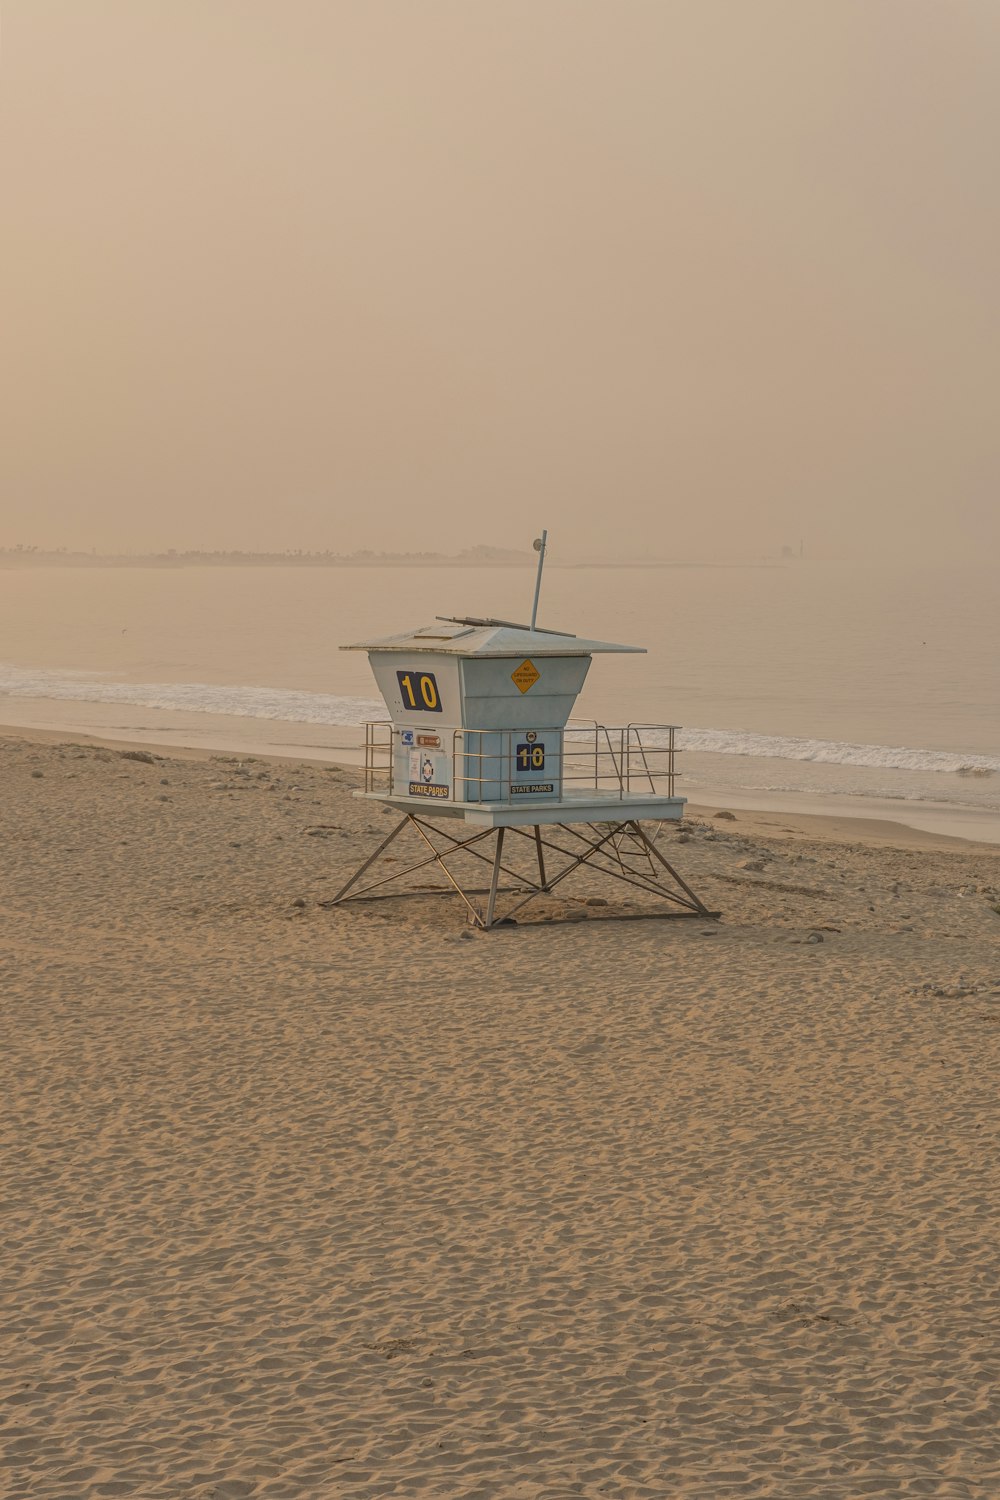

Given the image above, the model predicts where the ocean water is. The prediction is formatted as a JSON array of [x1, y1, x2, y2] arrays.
[[1, 561, 998, 837]]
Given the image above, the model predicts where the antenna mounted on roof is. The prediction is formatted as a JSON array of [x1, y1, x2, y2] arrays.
[[530, 530, 548, 631]]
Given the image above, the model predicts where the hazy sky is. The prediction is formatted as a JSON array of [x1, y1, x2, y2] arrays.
[[1, 1, 998, 561]]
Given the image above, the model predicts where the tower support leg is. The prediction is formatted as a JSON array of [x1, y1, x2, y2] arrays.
[[326, 815, 410, 905], [484, 827, 506, 928], [629, 821, 714, 916], [533, 825, 549, 891]]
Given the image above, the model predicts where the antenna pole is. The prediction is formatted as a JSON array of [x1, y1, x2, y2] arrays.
[[530, 530, 548, 631]]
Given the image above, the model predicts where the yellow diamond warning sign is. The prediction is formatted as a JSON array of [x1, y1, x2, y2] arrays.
[[511, 659, 541, 694]]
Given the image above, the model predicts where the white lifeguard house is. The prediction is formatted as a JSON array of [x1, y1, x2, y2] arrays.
[[327, 538, 715, 928]]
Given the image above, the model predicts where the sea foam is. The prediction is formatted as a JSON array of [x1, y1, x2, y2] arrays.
[[666, 726, 999, 777], [0, 663, 383, 729], [2, 663, 997, 777]]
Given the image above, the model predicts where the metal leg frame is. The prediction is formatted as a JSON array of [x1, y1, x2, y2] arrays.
[[499, 821, 716, 925], [324, 816, 717, 930], [540, 823, 697, 906], [320, 816, 536, 919]]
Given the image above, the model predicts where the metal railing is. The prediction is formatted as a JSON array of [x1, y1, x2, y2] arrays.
[[561, 724, 678, 798], [363, 719, 393, 793], [363, 720, 681, 802]]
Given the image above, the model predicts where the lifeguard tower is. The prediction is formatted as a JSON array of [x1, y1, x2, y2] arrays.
[[327, 536, 715, 929]]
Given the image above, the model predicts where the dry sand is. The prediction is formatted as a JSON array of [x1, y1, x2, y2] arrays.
[[2, 732, 999, 1499]]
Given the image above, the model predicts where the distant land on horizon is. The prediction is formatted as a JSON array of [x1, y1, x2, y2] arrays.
[[0, 544, 796, 570], [0, 544, 532, 568]]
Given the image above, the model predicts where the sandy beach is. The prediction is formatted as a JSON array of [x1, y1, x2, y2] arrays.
[[3, 730, 999, 1499]]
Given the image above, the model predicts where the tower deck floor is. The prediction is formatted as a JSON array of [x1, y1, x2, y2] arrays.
[[354, 788, 686, 829]]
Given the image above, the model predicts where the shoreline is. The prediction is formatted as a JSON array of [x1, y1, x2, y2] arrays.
[[3, 718, 998, 853]]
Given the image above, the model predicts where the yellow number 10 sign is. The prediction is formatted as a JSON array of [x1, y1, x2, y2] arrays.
[[396, 670, 442, 713]]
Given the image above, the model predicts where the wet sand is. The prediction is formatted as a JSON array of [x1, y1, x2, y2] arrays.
[[3, 733, 999, 1498]]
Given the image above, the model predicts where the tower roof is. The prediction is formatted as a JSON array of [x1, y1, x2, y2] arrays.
[[342, 616, 644, 658]]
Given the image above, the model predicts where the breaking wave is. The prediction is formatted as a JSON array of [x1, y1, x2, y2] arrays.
[[672, 726, 999, 777], [0, 663, 383, 728], [1, 663, 996, 777]]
